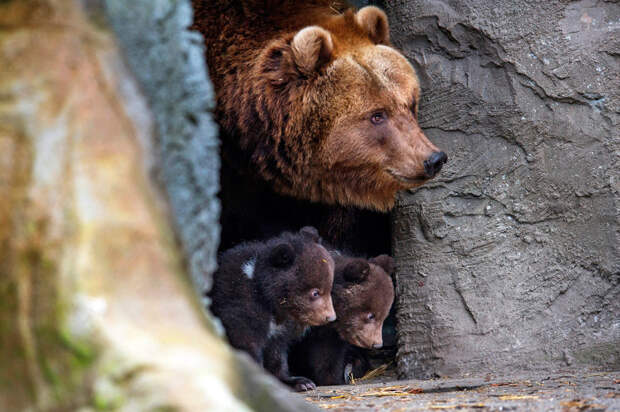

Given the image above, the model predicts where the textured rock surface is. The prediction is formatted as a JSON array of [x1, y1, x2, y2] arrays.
[[105, 0, 220, 294], [0, 1, 315, 410], [385, 0, 620, 379]]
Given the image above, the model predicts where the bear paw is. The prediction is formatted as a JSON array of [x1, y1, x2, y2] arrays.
[[287, 376, 317, 392]]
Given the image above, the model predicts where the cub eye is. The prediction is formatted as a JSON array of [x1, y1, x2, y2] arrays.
[[310, 289, 321, 300], [370, 112, 386, 125], [366, 313, 375, 321]]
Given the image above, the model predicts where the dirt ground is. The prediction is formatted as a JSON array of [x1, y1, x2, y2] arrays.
[[299, 370, 619, 411]]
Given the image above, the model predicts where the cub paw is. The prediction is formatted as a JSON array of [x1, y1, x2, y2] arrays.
[[288, 376, 316, 392]]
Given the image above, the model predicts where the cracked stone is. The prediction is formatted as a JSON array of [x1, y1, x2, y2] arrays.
[[388, 0, 619, 379]]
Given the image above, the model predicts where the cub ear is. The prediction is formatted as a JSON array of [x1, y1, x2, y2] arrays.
[[269, 243, 295, 268], [291, 26, 333, 75], [342, 259, 370, 283], [299, 226, 320, 242], [369, 254, 395, 275], [355, 6, 390, 45]]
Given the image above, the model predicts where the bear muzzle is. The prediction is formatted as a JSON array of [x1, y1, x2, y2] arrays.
[[322, 300, 337, 323], [387, 169, 428, 185], [308, 296, 337, 326]]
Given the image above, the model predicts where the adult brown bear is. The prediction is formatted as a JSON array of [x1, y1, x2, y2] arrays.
[[192, 0, 446, 254]]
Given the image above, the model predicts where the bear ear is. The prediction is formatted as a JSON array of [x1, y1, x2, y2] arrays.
[[369, 254, 395, 275], [291, 26, 334, 75], [342, 259, 370, 283], [355, 6, 390, 45], [299, 226, 320, 242], [269, 243, 295, 268]]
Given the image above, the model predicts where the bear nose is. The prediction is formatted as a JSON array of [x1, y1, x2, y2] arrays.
[[372, 342, 383, 349], [326, 314, 337, 322], [424, 151, 448, 178]]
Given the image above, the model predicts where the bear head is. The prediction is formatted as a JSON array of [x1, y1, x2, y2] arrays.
[[256, 6, 447, 211], [258, 226, 336, 326], [330, 253, 395, 349]]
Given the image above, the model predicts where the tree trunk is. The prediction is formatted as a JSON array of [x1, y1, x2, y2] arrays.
[[0, 1, 315, 410], [387, 0, 620, 379]]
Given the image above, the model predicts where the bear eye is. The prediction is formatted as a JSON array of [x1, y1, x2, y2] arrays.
[[370, 111, 386, 125], [310, 289, 321, 300], [366, 313, 375, 321]]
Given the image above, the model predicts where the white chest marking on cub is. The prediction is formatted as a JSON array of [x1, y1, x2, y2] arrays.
[[268, 318, 286, 338], [241, 257, 256, 279]]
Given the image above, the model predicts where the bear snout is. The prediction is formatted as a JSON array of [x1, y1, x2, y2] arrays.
[[423, 151, 448, 178], [323, 299, 337, 323], [307, 295, 337, 325]]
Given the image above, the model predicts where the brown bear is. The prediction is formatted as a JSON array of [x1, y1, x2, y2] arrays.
[[288, 253, 395, 386], [191, 1, 446, 254], [208, 226, 336, 390]]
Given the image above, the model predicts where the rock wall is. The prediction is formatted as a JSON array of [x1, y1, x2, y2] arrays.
[[105, 0, 220, 294], [386, 0, 620, 378]]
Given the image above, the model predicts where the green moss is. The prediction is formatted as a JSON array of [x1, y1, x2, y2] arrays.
[[27, 242, 99, 405], [40, 356, 62, 400], [93, 388, 123, 411], [58, 328, 97, 366]]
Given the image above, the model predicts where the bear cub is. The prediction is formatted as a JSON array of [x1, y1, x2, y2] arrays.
[[208, 226, 336, 391], [289, 253, 395, 386]]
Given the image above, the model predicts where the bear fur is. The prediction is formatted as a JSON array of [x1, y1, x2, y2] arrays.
[[191, 1, 445, 254], [208, 227, 336, 390], [289, 253, 395, 385]]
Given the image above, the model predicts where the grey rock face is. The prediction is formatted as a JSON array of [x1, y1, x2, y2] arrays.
[[386, 0, 620, 378], [106, 0, 220, 294]]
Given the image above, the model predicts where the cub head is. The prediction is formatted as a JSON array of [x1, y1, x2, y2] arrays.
[[261, 227, 336, 326], [259, 6, 447, 211], [330, 253, 395, 349]]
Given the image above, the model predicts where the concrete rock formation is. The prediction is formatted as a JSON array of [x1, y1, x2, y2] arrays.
[[386, 0, 619, 378]]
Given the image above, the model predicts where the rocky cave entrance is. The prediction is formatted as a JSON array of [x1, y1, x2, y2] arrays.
[[205, 0, 619, 384], [2, 0, 616, 410], [207, 0, 618, 384]]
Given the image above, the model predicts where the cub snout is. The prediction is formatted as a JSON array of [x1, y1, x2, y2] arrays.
[[310, 295, 337, 325]]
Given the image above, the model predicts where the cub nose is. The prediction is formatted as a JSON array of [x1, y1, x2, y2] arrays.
[[424, 151, 448, 178], [326, 314, 337, 322], [372, 342, 383, 349]]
